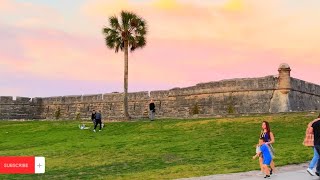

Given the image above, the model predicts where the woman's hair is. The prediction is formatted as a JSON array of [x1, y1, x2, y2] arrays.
[[318, 113, 320, 118], [262, 121, 271, 140]]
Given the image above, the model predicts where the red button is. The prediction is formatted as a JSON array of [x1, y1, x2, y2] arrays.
[[0, 156, 35, 174]]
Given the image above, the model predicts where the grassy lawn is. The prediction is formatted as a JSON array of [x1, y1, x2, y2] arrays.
[[0, 113, 316, 179]]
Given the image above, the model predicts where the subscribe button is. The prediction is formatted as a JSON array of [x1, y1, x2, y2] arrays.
[[0, 156, 45, 174]]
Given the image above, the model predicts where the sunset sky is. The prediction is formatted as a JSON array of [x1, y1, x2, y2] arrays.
[[1, 0, 320, 98]]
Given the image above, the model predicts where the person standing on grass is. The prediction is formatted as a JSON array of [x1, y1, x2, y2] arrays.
[[91, 110, 96, 126], [258, 121, 275, 176], [93, 110, 102, 132], [149, 99, 155, 121], [307, 113, 320, 176], [253, 138, 273, 179]]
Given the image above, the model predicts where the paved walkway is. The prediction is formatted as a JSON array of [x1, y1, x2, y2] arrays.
[[178, 163, 320, 180]]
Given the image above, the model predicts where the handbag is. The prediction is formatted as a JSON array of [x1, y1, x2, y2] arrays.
[[303, 127, 314, 147]]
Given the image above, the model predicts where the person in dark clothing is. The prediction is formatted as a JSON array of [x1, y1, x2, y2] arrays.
[[93, 111, 102, 132], [309, 113, 320, 176], [149, 99, 155, 121], [91, 110, 96, 126], [305, 114, 320, 176]]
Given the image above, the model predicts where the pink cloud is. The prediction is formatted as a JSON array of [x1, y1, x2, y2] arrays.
[[0, 0, 63, 30], [1, 0, 320, 97], [0, 25, 119, 81], [0, 87, 22, 96]]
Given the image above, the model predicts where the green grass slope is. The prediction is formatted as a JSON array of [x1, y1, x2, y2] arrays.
[[0, 113, 316, 179]]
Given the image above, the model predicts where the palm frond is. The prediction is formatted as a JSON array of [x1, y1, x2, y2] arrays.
[[135, 36, 146, 49], [115, 39, 123, 53], [102, 27, 111, 35], [128, 35, 137, 52], [104, 28, 122, 51], [102, 11, 147, 53], [136, 19, 147, 36], [121, 11, 136, 30], [109, 16, 121, 31]]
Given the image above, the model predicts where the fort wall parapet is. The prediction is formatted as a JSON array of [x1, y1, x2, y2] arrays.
[[1, 64, 319, 120]]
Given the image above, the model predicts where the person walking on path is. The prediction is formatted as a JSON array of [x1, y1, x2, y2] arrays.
[[253, 137, 273, 178], [258, 121, 276, 176], [305, 113, 320, 176], [93, 110, 102, 132], [149, 99, 155, 121]]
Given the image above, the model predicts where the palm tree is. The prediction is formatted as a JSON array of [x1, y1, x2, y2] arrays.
[[102, 11, 147, 120]]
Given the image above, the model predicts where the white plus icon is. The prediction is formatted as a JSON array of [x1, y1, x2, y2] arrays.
[[35, 157, 45, 174]]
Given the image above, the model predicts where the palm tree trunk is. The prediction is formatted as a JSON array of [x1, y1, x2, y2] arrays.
[[124, 40, 130, 119]]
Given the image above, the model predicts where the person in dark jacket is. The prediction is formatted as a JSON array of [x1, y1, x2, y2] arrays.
[[93, 110, 102, 132], [91, 110, 96, 126], [149, 99, 155, 121], [309, 113, 320, 176]]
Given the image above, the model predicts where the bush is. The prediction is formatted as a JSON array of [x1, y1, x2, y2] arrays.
[[227, 104, 235, 114], [227, 95, 235, 114], [75, 112, 81, 120], [54, 107, 61, 119], [190, 103, 199, 115]]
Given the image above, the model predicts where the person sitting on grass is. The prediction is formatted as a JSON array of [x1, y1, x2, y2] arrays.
[[253, 137, 273, 179]]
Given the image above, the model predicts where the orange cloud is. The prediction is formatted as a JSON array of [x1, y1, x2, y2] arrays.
[[81, 0, 132, 18], [79, 0, 320, 65], [223, 0, 245, 12], [153, 0, 180, 10], [0, 0, 15, 12]]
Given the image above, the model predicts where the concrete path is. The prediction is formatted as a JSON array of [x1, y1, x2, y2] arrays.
[[178, 163, 320, 180]]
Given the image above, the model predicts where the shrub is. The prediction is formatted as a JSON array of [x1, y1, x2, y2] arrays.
[[227, 104, 235, 114], [227, 95, 235, 114], [54, 107, 61, 119], [190, 103, 199, 115], [75, 112, 81, 120]]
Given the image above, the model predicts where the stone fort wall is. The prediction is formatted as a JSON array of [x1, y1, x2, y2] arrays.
[[0, 96, 42, 119], [289, 78, 320, 111], [0, 64, 319, 120]]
